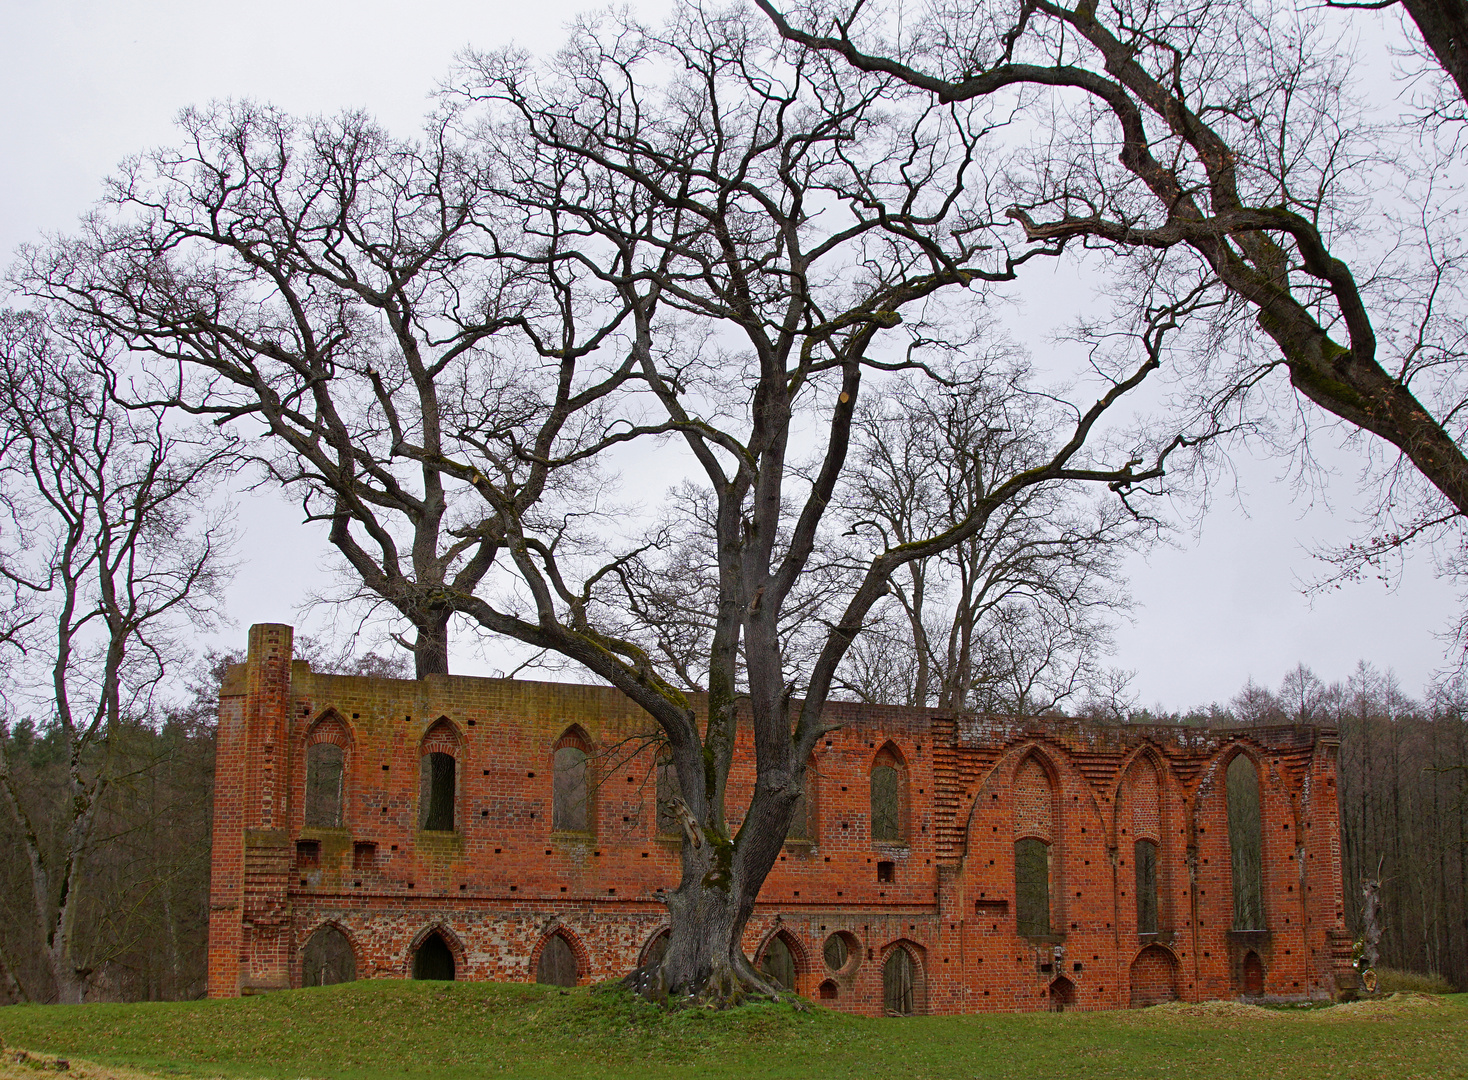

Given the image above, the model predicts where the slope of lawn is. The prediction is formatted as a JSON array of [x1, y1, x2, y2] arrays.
[[0, 981, 1462, 1080]]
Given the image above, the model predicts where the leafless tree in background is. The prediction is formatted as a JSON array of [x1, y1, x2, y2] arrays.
[[0, 312, 232, 1003], [835, 361, 1144, 714]]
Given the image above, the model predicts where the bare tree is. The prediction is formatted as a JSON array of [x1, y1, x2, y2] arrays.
[[835, 363, 1143, 713], [19, 104, 639, 679], [21, 10, 1195, 1003], [0, 312, 231, 1003]]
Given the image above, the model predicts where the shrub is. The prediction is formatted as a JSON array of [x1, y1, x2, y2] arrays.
[[1374, 968, 1455, 994]]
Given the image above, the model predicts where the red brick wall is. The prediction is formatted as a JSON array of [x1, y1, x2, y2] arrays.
[[207, 625, 1349, 1012]]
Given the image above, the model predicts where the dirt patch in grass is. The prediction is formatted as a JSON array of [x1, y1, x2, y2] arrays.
[[0, 1046, 195, 1080]]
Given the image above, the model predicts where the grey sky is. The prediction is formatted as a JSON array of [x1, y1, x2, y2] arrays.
[[2, 0, 1458, 710]]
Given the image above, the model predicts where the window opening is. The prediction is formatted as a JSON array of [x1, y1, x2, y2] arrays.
[[877, 860, 895, 884], [1135, 838, 1158, 934], [761, 937, 796, 990], [871, 765, 899, 842], [302, 925, 355, 986], [537, 934, 578, 986], [823, 933, 849, 972], [656, 758, 681, 835], [819, 979, 838, 1000], [419, 752, 456, 831], [412, 932, 455, 980], [882, 948, 915, 1015], [1015, 838, 1051, 937], [1226, 755, 1264, 930], [789, 785, 809, 840], [353, 842, 376, 872], [553, 746, 589, 832], [295, 839, 320, 868], [304, 742, 344, 827]]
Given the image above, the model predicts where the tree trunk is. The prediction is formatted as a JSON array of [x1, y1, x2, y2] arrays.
[[414, 612, 451, 678]]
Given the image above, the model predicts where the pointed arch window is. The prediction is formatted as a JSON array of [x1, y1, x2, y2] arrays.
[[305, 742, 344, 828], [1226, 754, 1264, 931], [1134, 839, 1159, 934], [412, 932, 455, 980], [870, 744, 907, 844], [419, 719, 461, 833], [419, 752, 456, 831], [656, 756, 682, 836], [553, 729, 591, 833], [1015, 837, 1052, 937]]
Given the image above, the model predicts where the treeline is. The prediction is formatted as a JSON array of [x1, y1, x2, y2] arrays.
[[0, 644, 407, 1005], [0, 697, 216, 1003], [2, 656, 1461, 1001]]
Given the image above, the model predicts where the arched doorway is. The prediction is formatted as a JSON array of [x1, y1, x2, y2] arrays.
[[1048, 975, 1076, 1011], [412, 931, 456, 981], [1129, 945, 1179, 1007], [302, 925, 356, 986], [1242, 950, 1265, 997], [536, 934, 579, 987], [760, 935, 796, 991], [882, 947, 916, 1016]]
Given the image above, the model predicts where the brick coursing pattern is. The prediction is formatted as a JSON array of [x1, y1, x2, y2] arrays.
[[208, 624, 1354, 1013]]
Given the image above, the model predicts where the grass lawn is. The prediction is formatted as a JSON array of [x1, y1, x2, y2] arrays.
[[0, 982, 1462, 1080]]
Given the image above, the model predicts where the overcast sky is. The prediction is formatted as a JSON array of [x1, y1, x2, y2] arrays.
[[2, 0, 1458, 711]]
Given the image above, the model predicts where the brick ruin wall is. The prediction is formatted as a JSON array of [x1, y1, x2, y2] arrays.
[[208, 624, 1355, 1012]]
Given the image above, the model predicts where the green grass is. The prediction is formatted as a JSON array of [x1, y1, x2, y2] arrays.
[[1, 981, 1464, 1080]]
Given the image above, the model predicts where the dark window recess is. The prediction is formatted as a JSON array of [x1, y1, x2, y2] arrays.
[[1227, 756, 1265, 930], [553, 746, 589, 831], [302, 925, 356, 986], [1135, 839, 1159, 934], [353, 841, 376, 872], [656, 759, 681, 835], [871, 765, 899, 842], [761, 937, 796, 991], [304, 743, 344, 828], [883, 948, 915, 1016], [819, 979, 838, 1000], [537, 934, 578, 987], [296, 840, 321, 868], [1015, 837, 1052, 937], [419, 752, 456, 831], [788, 784, 810, 841], [877, 860, 895, 884], [412, 933, 455, 981]]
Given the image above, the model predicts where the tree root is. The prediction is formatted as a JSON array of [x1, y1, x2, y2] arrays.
[[621, 955, 809, 1011]]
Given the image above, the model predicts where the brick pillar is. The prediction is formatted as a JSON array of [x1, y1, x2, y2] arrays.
[[1307, 735, 1355, 998], [206, 624, 295, 997]]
